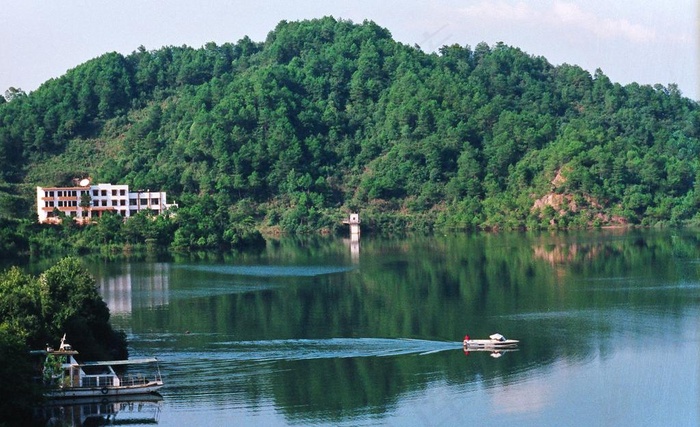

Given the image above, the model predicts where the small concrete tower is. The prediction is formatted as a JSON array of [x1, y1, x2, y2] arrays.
[[343, 213, 360, 236]]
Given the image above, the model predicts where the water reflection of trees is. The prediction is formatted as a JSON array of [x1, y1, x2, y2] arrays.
[[125, 230, 700, 423]]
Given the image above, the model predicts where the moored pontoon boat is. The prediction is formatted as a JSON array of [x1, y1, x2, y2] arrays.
[[32, 335, 163, 399]]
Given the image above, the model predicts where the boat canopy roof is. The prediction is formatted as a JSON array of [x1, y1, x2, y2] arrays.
[[489, 333, 506, 341], [80, 358, 159, 367]]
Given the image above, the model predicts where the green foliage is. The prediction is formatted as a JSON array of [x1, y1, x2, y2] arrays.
[[172, 194, 266, 250], [0, 258, 127, 360], [1, 17, 699, 234], [0, 267, 42, 340], [0, 218, 30, 257], [0, 326, 41, 426]]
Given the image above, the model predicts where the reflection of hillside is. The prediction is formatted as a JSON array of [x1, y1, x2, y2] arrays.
[[532, 243, 602, 265], [97, 264, 170, 314]]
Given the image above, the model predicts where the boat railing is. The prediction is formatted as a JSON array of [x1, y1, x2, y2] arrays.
[[119, 373, 162, 387], [81, 376, 115, 388]]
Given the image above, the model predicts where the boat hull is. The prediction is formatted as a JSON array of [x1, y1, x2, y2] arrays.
[[41, 392, 163, 407], [463, 339, 519, 349], [45, 380, 163, 399]]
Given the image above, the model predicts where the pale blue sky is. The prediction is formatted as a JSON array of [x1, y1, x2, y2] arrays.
[[2, 1, 698, 100]]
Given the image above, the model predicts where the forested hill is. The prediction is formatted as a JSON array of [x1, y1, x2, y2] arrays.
[[2, 17, 700, 232]]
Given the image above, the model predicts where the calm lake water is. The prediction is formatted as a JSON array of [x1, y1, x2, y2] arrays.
[[51, 230, 700, 425]]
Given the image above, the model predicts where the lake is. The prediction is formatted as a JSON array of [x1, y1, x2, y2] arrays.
[[49, 230, 700, 426]]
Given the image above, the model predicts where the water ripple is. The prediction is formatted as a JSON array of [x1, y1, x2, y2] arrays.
[[175, 265, 355, 277], [208, 338, 458, 361]]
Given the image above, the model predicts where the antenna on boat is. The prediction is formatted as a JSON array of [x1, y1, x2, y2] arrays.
[[59, 333, 72, 351]]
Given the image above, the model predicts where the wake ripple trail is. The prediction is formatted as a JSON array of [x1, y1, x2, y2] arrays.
[[132, 336, 460, 363]]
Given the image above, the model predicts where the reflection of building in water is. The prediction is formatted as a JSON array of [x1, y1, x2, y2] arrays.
[[98, 264, 170, 314], [350, 232, 360, 262], [342, 234, 360, 263]]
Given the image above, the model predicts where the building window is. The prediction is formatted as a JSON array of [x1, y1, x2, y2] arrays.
[[120, 189, 126, 196], [129, 199, 137, 206], [101, 200, 107, 207], [140, 198, 148, 206], [112, 190, 117, 196], [93, 190, 98, 197], [120, 200, 126, 206], [101, 190, 107, 196], [151, 198, 159, 205]]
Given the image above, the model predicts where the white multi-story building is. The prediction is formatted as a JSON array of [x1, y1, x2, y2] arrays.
[[36, 182, 176, 224]]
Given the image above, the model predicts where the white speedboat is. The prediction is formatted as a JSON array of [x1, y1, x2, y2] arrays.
[[463, 333, 519, 349], [33, 335, 163, 399]]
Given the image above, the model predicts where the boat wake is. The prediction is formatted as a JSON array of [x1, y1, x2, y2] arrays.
[[132, 336, 460, 364], [211, 337, 458, 361], [175, 265, 355, 277], [129, 336, 499, 406]]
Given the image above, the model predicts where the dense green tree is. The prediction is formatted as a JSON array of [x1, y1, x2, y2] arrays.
[[0, 327, 41, 426], [0, 258, 127, 360], [94, 211, 124, 244], [0, 267, 42, 340], [37, 257, 127, 360]]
